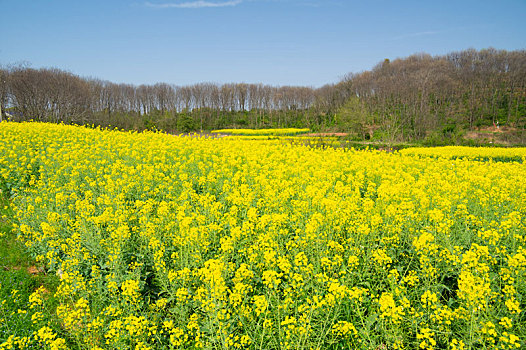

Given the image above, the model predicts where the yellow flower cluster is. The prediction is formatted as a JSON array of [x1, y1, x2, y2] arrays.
[[0, 122, 525, 349]]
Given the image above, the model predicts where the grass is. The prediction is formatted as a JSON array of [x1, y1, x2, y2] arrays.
[[0, 191, 64, 346]]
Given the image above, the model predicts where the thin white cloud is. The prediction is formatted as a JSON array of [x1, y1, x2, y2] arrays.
[[146, 0, 243, 8], [145, 0, 337, 9], [393, 31, 440, 40]]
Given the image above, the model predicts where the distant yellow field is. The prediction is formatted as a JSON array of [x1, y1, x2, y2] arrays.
[[211, 128, 310, 136], [0, 122, 525, 349], [401, 145, 526, 160]]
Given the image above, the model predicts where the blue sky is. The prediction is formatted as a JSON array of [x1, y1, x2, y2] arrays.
[[1, 0, 525, 87]]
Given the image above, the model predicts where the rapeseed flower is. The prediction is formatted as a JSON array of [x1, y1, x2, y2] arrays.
[[1, 123, 525, 349]]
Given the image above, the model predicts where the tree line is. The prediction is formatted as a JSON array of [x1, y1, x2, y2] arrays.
[[0, 66, 339, 131], [339, 48, 526, 143], [1, 48, 525, 143]]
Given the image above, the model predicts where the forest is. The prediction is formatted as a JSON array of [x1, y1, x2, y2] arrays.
[[1, 48, 525, 144]]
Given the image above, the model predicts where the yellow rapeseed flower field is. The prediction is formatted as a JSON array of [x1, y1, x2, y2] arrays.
[[0, 122, 525, 349], [211, 128, 310, 136], [400, 146, 526, 162]]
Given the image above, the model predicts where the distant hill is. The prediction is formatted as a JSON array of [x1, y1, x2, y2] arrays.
[[334, 48, 526, 145]]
